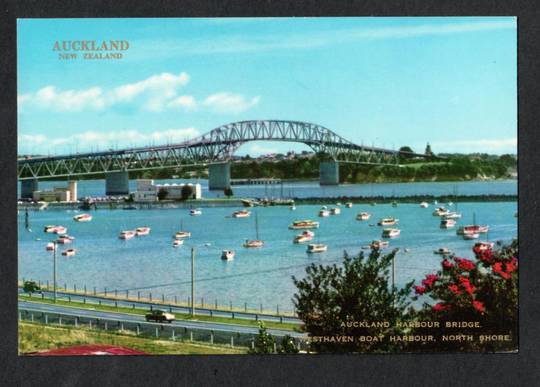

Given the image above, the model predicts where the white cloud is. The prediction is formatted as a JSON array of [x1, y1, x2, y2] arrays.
[[167, 95, 197, 111], [18, 128, 200, 154], [18, 72, 190, 112], [430, 138, 517, 154], [203, 92, 260, 114]]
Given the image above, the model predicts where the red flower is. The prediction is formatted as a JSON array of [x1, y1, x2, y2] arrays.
[[442, 259, 454, 270], [457, 275, 475, 295], [477, 249, 494, 264], [422, 274, 439, 289], [506, 261, 517, 274], [473, 300, 485, 313], [454, 257, 475, 271], [414, 285, 426, 295], [433, 303, 451, 312], [492, 262, 512, 279], [448, 284, 462, 295]]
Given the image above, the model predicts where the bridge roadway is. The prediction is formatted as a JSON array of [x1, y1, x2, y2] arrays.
[[19, 288, 301, 324], [19, 299, 307, 340]]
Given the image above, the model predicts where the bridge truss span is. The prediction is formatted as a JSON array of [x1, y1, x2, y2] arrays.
[[18, 120, 430, 180]]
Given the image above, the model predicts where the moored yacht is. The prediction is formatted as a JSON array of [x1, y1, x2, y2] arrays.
[[173, 239, 184, 247], [306, 243, 327, 253], [61, 248, 76, 256], [440, 219, 456, 229], [330, 207, 341, 215], [119, 230, 136, 240], [377, 218, 399, 226], [293, 230, 314, 244], [474, 241, 494, 251], [382, 228, 401, 239], [434, 247, 452, 255], [463, 232, 480, 240], [356, 212, 371, 221], [233, 210, 251, 218], [189, 208, 202, 216], [443, 212, 462, 219], [221, 250, 235, 261], [243, 239, 264, 248], [288, 220, 320, 230], [136, 227, 151, 236], [457, 225, 489, 235], [420, 202, 429, 208], [370, 240, 389, 250], [432, 207, 450, 216], [45, 242, 57, 251], [175, 231, 191, 239], [318, 208, 330, 217], [73, 213, 92, 222], [345, 202, 353, 208]]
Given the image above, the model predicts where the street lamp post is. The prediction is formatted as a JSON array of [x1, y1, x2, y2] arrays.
[[191, 247, 195, 317], [53, 240, 57, 303]]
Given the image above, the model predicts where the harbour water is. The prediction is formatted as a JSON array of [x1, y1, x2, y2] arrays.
[[18, 180, 517, 312]]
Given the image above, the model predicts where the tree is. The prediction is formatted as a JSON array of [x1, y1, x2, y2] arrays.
[[292, 249, 414, 353], [425, 142, 433, 156], [23, 280, 40, 294], [411, 240, 518, 352], [399, 146, 414, 154], [278, 335, 299, 354], [224, 187, 234, 198], [180, 185, 194, 200], [249, 322, 275, 354], [157, 188, 169, 201]]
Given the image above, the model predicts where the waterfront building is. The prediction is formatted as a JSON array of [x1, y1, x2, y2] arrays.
[[32, 187, 71, 202], [133, 179, 202, 201]]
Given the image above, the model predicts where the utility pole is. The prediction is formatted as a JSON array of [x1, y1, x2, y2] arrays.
[[391, 253, 396, 307], [191, 247, 195, 317], [53, 240, 57, 303]]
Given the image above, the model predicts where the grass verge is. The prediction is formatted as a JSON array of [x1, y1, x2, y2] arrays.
[[19, 321, 247, 355]]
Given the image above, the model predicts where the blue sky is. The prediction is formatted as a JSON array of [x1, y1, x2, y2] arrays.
[[17, 17, 517, 156]]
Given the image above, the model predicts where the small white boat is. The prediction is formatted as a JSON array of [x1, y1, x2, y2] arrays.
[[293, 230, 314, 244], [457, 225, 489, 235], [377, 218, 399, 226], [56, 236, 72, 244], [221, 250, 235, 260], [307, 244, 327, 253], [61, 248, 76, 256], [356, 212, 371, 221], [448, 202, 454, 206], [434, 247, 452, 255], [336, 202, 342, 206], [288, 220, 320, 230], [463, 231, 480, 240], [45, 242, 56, 251], [232, 210, 251, 218], [190, 209, 202, 216], [318, 209, 330, 217], [432, 207, 449, 216], [173, 239, 184, 247], [420, 202, 429, 208], [73, 213, 92, 222], [119, 230, 136, 240], [440, 219, 456, 229], [136, 227, 151, 236], [289, 205, 296, 211], [370, 240, 389, 250], [330, 208, 341, 215], [43, 225, 58, 233], [391, 201, 398, 208], [474, 241, 494, 251], [443, 212, 462, 219], [382, 228, 401, 239], [175, 231, 191, 239], [243, 239, 264, 248], [345, 202, 353, 208]]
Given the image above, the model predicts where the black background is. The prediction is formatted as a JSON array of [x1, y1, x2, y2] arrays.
[[1, 1, 538, 386]]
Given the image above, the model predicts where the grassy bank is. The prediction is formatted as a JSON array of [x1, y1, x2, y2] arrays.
[[19, 294, 300, 331], [19, 321, 246, 355]]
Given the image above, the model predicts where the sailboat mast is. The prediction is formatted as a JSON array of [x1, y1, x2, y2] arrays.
[[255, 212, 260, 240]]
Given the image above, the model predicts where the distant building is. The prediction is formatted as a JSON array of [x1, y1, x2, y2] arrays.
[[33, 187, 71, 202], [133, 179, 202, 201]]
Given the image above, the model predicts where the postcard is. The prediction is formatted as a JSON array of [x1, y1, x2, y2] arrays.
[[17, 17, 517, 355]]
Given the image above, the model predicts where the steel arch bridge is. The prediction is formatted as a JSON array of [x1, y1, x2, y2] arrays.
[[17, 120, 430, 180]]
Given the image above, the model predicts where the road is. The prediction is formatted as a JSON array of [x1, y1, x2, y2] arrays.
[[19, 300, 307, 339], [19, 288, 300, 324]]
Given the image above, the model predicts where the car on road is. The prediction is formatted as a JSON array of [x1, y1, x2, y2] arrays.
[[145, 309, 175, 323]]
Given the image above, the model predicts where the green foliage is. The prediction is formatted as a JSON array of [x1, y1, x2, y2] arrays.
[[180, 185, 194, 200], [23, 281, 40, 294], [292, 249, 414, 353], [278, 335, 299, 354], [157, 188, 169, 201], [249, 322, 275, 354]]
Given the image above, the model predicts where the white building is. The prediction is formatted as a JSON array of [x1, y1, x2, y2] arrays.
[[33, 187, 71, 202], [133, 179, 202, 201]]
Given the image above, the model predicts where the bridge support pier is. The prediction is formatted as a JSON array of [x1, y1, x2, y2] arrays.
[[68, 180, 78, 202], [21, 179, 38, 199], [105, 171, 130, 196], [208, 162, 231, 190], [319, 161, 340, 185]]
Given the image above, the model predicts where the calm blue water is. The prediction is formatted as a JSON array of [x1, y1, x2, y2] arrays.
[[19, 179, 517, 199], [18, 199, 517, 312]]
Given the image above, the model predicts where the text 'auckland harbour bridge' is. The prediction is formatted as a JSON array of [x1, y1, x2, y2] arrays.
[[17, 120, 433, 197]]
